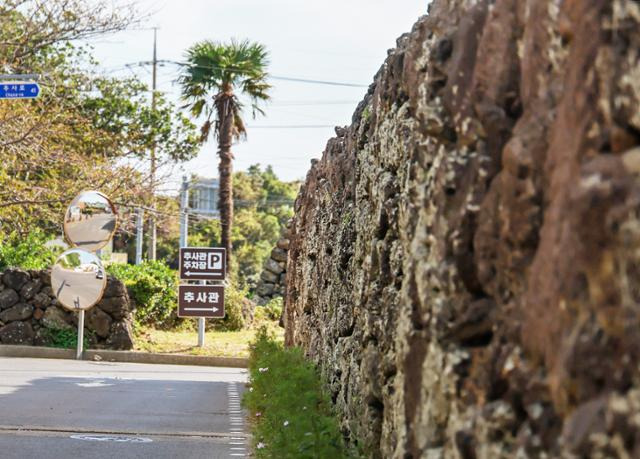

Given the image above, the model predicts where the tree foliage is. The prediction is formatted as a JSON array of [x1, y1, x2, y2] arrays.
[[0, 0, 199, 238]]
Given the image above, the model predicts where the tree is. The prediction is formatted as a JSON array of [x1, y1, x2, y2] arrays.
[[0, 1, 200, 238], [178, 39, 271, 269]]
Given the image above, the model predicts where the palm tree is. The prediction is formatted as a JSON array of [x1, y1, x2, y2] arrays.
[[179, 39, 270, 270]]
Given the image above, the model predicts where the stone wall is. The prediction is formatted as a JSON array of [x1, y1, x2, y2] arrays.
[[253, 220, 292, 305], [285, 1, 640, 457], [0, 268, 134, 349]]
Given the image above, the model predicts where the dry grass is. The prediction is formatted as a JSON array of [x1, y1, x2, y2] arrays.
[[134, 321, 284, 358]]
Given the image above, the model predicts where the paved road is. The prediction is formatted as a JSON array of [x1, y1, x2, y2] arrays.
[[51, 269, 104, 309], [0, 357, 249, 458], [65, 213, 115, 251]]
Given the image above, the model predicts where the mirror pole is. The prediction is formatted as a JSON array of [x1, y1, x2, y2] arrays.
[[76, 310, 85, 360]]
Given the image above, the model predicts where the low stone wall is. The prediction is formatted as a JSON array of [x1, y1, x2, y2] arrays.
[[253, 220, 291, 305], [0, 268, 134, 349]]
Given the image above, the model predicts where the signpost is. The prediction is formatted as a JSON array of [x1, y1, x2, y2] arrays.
[[179, 247, 226, 346], [178, 285, 225, 318], [179, 247, 226, 280], [0, 82, 40, 99]]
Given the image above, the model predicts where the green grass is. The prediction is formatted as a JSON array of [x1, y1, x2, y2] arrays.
[[243, 327, 356, 458], [133, 321, 283, 358]]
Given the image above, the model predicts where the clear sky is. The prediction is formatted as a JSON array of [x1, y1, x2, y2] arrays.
[[90, 0, 427, 187]]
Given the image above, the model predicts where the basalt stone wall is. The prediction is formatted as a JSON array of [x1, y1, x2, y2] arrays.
[[285, 1, 640, 458], [253, 220, 292, 305], [0, 268, 134, 349]]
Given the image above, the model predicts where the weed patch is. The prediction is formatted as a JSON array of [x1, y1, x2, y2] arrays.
[[243, 327, 356, 458]]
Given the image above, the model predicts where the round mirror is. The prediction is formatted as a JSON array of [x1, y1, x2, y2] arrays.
[[63, 190, 117, 252], [51, 249, 107, 311]]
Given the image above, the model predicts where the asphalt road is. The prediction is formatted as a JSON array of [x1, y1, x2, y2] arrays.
[[65, 213, 115, 250], [51, 269, 104, 310], [0, 357, 249, 458]]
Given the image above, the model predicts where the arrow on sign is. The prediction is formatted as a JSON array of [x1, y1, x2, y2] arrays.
[[184, 271, 220, 277], [184, 307, 219, 312]]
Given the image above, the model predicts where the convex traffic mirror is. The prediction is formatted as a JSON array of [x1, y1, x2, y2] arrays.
[[51, 248, 107, 311], [63, 190, 117, 252]]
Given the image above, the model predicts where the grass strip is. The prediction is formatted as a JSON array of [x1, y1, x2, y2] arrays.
[[243, 326, 356, 458]]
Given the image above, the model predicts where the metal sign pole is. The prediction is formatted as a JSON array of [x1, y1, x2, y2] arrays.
[[198, 277, 206, 347], [198, 317, 205, 347], [76, 310, 85, 360]]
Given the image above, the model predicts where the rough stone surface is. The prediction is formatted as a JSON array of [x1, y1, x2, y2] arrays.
[[0, 321, 33, 345], [31, 292, 50, 309], [2, 268, 30, 291], [0, 289, 19, 310], [285, 2, 640, 457], [19, 279, 42, 300], [0, 303, 33, 322], [86, 306, 113, 339], [254, 223, 292, 305], [106, 321, 134, 350], [40, 306, 73, 331], [0, 269, 135, 350]]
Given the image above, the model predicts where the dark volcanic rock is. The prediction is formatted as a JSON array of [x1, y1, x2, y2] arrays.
[[284, 1, 640, 457], [86, 306, 113, 338], [0, 303, 33, 322], [2, 268, 30, 291], [20, 279, 42, 300], [103, 275, 127, 298], [0, 321, 33, 345], [97, 296, 130, 320], [106, 321, 134, 350], [0, 289, 19, 310]]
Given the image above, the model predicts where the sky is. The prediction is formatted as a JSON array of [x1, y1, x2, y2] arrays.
[[89, 0, 427, 187]]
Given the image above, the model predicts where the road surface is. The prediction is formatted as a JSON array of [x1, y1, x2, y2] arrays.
[[0, 357, 249, 458], [65, 213, 115, 251], [51, 269, 104, 310]]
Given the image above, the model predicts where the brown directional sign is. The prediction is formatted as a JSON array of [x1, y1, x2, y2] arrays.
[[178, 285, 225, 318], [179, 247, 226, 281]]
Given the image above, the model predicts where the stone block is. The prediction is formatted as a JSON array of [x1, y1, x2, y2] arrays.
[[0, 303, 33, 322], [20, 279, 42, 300], [103, 276, 127, 298], [271, 247, 288, 262], [41, 306, 73, 331], [256, 283, 275, 297], [0, 289, 19, 310], [264, 258, 284, 275], [107, 321, 134, 350], [0, 321, 34, 345], [32, 292, 51, 309], [2, 268, 30, 291], [97, 296, 130, 320], [277, 238, 290, 250], [260, 270, 279, 283], [86, 306, 113, 338]]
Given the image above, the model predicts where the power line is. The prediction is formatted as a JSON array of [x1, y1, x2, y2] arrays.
[[160, 60, 368, 88], [246, 124, 335, 129]]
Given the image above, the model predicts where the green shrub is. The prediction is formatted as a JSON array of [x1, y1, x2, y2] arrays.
[[210, 283, 246, 331], [0, 231, 61, 270], [41, 326, 93, 349], [107, 260, 178, 328], [262, 297, 283, 321], [243, 327, 355, 458]]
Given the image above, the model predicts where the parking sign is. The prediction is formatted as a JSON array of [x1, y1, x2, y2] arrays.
[[179, 247, 226, 281]]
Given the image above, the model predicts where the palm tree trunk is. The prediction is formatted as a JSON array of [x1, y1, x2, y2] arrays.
[[217, 94, 234, 271]]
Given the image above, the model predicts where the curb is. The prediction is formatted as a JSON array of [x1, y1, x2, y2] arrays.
[[0, 345, 248, 368]]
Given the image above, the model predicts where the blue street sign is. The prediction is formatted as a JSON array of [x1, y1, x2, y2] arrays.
[[0, 82, 40, 99]]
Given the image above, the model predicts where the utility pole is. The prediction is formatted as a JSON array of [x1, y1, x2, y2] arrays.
[[148, 27, 159, 261], [179, 176, 189, 249], [136, 208, 144, 265]]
